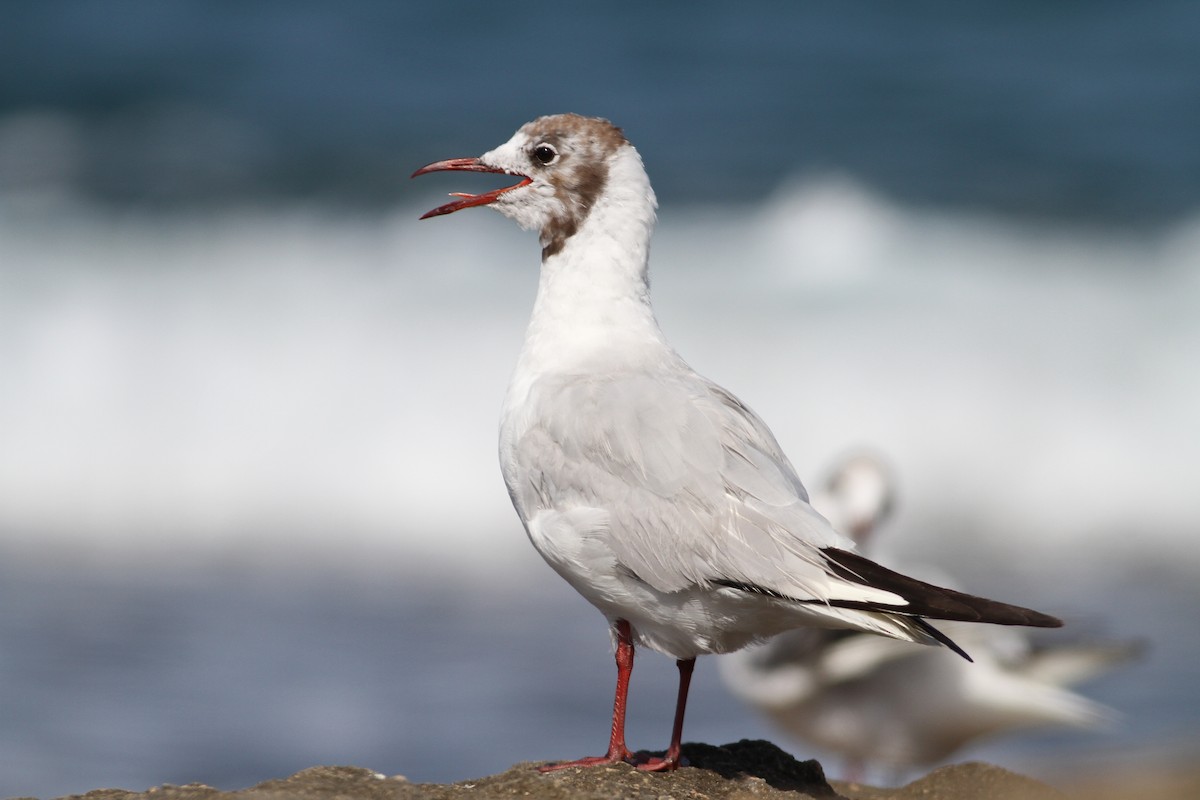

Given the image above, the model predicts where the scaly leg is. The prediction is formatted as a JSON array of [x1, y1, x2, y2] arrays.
[[636, 656, 695, 772], [538, 619, 637, 771]]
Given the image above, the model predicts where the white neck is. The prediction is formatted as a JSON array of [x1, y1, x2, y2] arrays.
[[513, 145, 671, 388]]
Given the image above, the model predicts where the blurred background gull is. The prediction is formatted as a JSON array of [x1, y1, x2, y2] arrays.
[[718, 452, 1140, 786], [1, 2, 1198, 798]]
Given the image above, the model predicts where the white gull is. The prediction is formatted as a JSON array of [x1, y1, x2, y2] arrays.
[[412, 114, 1062, 772]]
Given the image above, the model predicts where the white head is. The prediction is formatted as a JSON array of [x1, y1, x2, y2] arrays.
[[810, 452, 896, 546], [413, 114, 652, 258]]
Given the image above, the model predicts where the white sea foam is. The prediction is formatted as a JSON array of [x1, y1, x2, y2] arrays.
[[2, 181, 1197, 573]]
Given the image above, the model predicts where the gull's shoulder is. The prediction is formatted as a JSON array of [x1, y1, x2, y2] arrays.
[[504, 360, 807, 500]]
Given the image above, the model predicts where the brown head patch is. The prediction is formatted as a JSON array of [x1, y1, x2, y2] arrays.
[[518, 115, 628, 259]]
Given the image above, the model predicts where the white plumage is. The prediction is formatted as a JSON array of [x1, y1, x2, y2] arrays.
[[413, 114, 1062, 771]]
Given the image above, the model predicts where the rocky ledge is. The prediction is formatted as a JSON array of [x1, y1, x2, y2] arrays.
[[44, 740, 1079, 800]]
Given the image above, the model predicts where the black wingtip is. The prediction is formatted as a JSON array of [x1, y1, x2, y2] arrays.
[[821, 547, 1064, 629], [913, 618, 973, 662]]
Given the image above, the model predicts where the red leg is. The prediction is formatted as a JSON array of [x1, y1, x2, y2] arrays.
[[538, 619, 637, 772], [636, 657, 695, 772]]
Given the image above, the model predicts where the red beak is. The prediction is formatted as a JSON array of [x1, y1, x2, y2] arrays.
[[410, 157, 532, 219]]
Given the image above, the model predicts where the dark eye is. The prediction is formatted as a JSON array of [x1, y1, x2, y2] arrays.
[[532, 143, 558, 165]]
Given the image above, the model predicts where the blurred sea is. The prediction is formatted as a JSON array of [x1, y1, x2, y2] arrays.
[[1, 2, 1198, 797]]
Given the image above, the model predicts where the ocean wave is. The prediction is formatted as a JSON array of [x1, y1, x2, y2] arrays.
[[2, 181, 1197, 573]]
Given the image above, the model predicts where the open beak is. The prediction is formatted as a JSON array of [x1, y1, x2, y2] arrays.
[[410, 157, 532, 219]]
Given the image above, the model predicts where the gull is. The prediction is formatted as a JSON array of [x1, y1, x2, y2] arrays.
[[412, 114, 1062, 772], [806, 451, 898, 550], [720, 452, 1134, 781]]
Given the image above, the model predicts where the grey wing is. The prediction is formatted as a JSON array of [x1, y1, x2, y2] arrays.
[[508, 369, 908, 607]]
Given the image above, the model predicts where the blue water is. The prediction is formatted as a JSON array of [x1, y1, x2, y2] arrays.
[[2, 3, 1199, 798], [2, 1, 1199, 220]]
